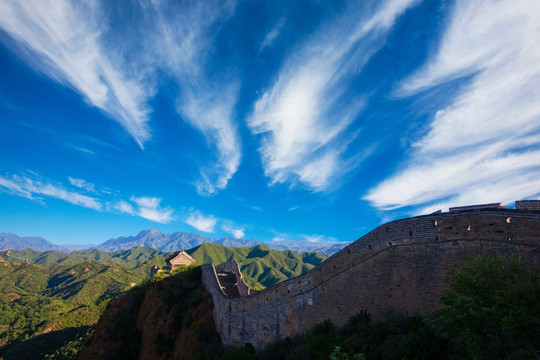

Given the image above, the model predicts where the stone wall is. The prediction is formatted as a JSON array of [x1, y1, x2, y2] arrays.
[[202, 210, 540, 348], [515, 200, 540, 211], [215, 260, 253, 297]]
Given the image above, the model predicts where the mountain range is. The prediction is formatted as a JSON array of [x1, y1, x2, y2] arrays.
[[0, 232, 68, 252], [0, 230, 349, 255]]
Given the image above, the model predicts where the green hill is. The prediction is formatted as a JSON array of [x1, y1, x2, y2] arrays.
[[0, 244, 327, 359], [78, 253, 540, 360], [0, 258, 152, 360], [1, 245, 326, 289], [187, 243, 326, 289], [0, 246, 168, 269], [45, 261, 143, 304]]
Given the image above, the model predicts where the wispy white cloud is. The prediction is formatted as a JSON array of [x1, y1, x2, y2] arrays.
[[128, 196, 174, 223], [250, 205, 264, 212], [66, 145, 96, 156], [179, 83, 241, 195], [0, 0, 242, 194], [68, 176, 95, 192], [146, 0, 242, 195], [365, 0, 540, 212], [184, 209, 245, 236], [259, 17, 285, 51], [111, 197, 174, 224], [271, 232, 338, 244], [0, 172, 101, 210], [302, 234, 338, 243], [0, 0, 152, 146], [111, 200, 134, 215], [142, 0, 236, 78], [112, 197, 174, 224], [0, 170, 175, 223], [221, 221, 245, 239], [185, 210, 217, 233], [248, 0, 418, 191]]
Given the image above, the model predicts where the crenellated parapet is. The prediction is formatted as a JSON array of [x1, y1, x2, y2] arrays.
[[202, 207, 540, 348]]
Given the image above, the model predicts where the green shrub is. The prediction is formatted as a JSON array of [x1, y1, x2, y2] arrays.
[[428, 252, 540, 359]]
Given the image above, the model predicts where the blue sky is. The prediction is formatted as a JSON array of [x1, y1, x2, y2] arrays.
[[1, 0, 539, 245]]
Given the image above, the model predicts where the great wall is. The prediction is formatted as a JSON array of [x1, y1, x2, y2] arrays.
[[201, 201, 540, 348]]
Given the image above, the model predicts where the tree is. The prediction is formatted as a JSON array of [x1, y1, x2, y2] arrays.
[[429, 252, 540, 359]]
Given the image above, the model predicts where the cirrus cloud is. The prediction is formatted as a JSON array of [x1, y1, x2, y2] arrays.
[[0, 0, 152, 147], [365, 0, 540, 212], [248, 0, 418, 191], [68, 176, 95, 193], [0, 170, 175, 223], [145, 0, 242, 195], [0, 172, 101, 210], [0, 0, 242, 194]]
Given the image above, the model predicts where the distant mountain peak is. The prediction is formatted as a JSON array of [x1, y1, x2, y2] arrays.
[[97, 230, 348, 255], [137, 228, 162, 236], [0, 232, 68, 252]]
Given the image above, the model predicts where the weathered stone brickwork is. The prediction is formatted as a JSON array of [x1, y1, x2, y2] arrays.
[[201, 209, 540, 348], [215, 260, 253, 297], [515, 200, 540, 211]]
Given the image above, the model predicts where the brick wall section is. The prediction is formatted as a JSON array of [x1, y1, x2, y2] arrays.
[[201, 210, 540, 348], [215, 260, 253, 297], [515, 200, 540, 211]]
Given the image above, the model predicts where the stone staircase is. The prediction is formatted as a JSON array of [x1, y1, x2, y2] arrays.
[[217, 271, 241, 297]]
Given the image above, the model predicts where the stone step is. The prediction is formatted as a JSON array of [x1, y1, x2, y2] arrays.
[[217, 271, 241, 297]]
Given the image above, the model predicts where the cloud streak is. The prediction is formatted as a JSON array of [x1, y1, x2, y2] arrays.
[[248, 0, 418, 191], [68, 177, 95, 193], [184, 209, 246, 237], [271, 232, 339, 244], [179, 83, 241, 195], [185, 210, 217, 233], [0, 0, 242, 194], [259, 17, 285, 51], [145, 0, 242, 195], [221, 221, 245, 239], [0, 0, 152, 146], [0, 170, 175, 223], [365, 0, 540, 212], [128, 196, 174, 224], [0, 172, 101, 210]]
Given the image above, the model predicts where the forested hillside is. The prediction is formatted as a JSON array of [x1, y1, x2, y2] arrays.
[[0, 246, 168, 269], [0, 244, 326, 359], [187, 243, 326, 289], [80, 253, 540, 360], [0, 257, 152, 360]]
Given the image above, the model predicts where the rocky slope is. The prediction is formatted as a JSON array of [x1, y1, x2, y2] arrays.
[[97, 229, 260, 252], [79, 266, 222, 360]]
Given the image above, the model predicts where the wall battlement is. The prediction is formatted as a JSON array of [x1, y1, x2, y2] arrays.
[[201, 209, 540, 348]]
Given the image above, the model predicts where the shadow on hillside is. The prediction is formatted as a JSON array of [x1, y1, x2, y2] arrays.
[[246, 245, 270, 259], [0, 325, 92, 360]]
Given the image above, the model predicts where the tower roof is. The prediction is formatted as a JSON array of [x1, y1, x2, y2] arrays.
[[165, 250, 196, 264]]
